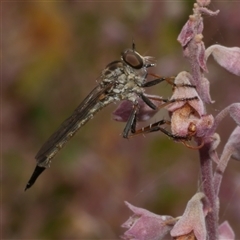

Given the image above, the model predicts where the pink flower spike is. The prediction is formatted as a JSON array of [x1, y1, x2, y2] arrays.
[[112, 95, 163, 122], [122, 201, 175, 240], [205, 45, 240, 76], [218, 221, 235, 240], [170, 192, 210, 240]]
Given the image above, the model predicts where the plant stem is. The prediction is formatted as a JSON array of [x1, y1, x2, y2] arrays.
[[199, 140, 218, 240]]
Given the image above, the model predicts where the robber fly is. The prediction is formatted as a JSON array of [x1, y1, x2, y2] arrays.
[[25, 43, 166, 190]]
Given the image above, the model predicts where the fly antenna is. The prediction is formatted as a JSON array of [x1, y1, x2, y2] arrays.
[[132, 38, 136, 51]]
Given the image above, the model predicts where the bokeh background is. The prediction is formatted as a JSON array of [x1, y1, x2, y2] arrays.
[[2, 1, 240, 239]]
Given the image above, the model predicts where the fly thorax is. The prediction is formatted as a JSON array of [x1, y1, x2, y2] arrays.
[[121, 91, 139, 103]]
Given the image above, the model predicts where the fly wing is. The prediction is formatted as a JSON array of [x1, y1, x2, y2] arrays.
[[25, 82, 114, 191], [25, 60, 124, 190], [35, 82, 113, 166]]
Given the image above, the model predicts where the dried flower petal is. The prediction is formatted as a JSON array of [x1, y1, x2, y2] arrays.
[[229, 103, 240, 126], [112, 95, 163, 122], [196, 0, 210, 7], [170, 105, 213, 138], [214, 126, 240, 196], [195, 37, 208, 72], [170, 193, 210, 240], [209, 133, 221, 163], [206, 103, 240, 138], [194, 114, 214, 138], [165, 72, 214, 139], [223, 126, 240, 161], [170, 106, 194, 137], [205, 45, 240, 76], [198, 77, 214, 104], [112, 100, 134, 122], [218, 221, 235, 240], [198, 7, 220, 16], [177, 20, 195, 47], [166, 71, 205, 116], [122, 201, 175, 240], [177, 17, 203, 47], [174, 231, 197, 240]]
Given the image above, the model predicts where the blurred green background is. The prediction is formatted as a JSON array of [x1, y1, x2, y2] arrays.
[[2, 1, 240, 239]]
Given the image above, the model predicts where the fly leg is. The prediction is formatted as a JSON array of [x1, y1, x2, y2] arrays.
[[140, 93, 158, 110], [130, 120, 170, 136], [150, 125, 201, 148], [144, 73, 176, 87], [130, 119, 189, 141], [142, 73, 175, 88], [142, 77, 166, 87], [123, 89, 165, 139], [145, 95, 200, 110], [122, 103, 139, 138]]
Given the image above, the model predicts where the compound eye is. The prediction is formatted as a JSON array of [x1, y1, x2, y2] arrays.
[[122, 49, 143, 69]]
